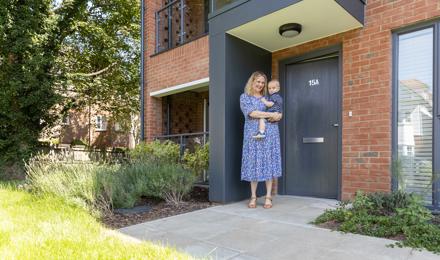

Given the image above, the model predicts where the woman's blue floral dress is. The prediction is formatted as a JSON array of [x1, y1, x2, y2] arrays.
[[240, 93, 282, 182]]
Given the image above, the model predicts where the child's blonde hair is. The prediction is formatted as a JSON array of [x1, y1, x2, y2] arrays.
[[244, 71, 267, 96], [268, 79, 280, 89]]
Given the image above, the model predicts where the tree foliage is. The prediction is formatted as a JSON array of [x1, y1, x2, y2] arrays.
[[57, 0, 140, 129], [0, 0, 140, 169], [0, 0, 87, 166]]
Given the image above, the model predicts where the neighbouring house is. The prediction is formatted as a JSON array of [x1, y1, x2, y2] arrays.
[[45, 107, 133, 149], [141, 0, 440, 209]]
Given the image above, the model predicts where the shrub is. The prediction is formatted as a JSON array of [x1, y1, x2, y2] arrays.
[[27, 149, 198, 214], [147, 163, 196, 206], [130, 140, 180, 163], [183, 142, 209, 179], [98, 161, 154, 209], [26, 154, 117, 216], [314, 191, 440, 254]]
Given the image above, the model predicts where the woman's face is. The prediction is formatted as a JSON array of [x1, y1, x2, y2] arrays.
[[252, 76, 266, 95]]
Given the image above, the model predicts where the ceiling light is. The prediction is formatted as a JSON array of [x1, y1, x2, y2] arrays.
[[279, 23, 302, 38]]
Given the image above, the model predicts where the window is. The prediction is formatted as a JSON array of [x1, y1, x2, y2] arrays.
[[396, 27, 433, 204], [155, 0, 209, 53], [95, 115, 107, 131]]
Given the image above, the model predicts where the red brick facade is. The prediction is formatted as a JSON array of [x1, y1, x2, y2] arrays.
[[59, 109, 130, 148], [143, 0, 209, 140], [145, 0, 440, 200], [272, 0, 440, 200]]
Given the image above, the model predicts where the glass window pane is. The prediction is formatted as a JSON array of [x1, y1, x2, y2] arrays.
[[397, 28, 433, 204]]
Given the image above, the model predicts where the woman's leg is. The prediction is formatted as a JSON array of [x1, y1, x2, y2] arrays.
[[264, 179, 273, 208], [265, 179, 272, 197], [251, 181, 258, 198], [248, 181, 258, 208]]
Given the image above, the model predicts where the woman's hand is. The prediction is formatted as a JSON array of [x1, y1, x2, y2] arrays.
[[268, 112, 282, 122]]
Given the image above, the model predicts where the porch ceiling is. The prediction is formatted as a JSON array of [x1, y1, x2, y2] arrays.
[[150, 77, 209, 97], [226, 0, 363, 52]]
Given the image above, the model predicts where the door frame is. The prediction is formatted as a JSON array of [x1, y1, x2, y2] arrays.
[[278, 44, 343, 200]]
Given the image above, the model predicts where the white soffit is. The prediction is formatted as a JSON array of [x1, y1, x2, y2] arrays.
[[227, 0, 363, 52], [150, 77, 209, 97]]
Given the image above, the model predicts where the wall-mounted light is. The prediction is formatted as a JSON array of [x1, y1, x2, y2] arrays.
[[279, 23, 302, 38]]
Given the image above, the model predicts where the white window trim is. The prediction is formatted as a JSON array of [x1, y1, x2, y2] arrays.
[[95, 115, 107, 131]]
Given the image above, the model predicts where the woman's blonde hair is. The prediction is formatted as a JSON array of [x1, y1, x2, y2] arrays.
[[244, 71, 267, 96]]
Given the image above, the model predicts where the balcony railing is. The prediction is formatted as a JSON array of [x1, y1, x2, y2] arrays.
[[155, 0, 209, 53]]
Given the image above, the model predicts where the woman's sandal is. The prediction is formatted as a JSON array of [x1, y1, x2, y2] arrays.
[[263, 196, 273, 209], [248, 196, 257, 208]]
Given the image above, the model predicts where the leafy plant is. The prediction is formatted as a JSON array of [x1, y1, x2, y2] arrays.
[[130, 140, 180, 163], [183, 142, 209, 178], [147, 163, 196, 206], [314, 191, 440, 254]]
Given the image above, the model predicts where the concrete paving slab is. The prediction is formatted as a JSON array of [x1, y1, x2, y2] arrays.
[[179, 241, 241, 259], [119, 195, 439, 260]]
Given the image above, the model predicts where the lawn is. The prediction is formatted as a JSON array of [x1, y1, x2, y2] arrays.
[[0, 186, 194, 260]]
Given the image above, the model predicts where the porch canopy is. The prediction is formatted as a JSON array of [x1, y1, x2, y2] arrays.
[[208, 0, 365, 203], [150, 77, 209, 97]]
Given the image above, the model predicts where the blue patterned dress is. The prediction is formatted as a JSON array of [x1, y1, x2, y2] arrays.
[[240, 93, 282, 182]]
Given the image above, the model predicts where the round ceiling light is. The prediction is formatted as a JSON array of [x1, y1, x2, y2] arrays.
[[279, 23, 302, 38]]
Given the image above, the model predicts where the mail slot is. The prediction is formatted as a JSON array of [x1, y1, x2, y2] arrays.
[[303, 137, 324, 143]]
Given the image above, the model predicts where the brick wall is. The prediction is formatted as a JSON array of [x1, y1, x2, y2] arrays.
[[272, 0, 440, 200], [60, 109, 130, 148], [144, 0, 209, 140]]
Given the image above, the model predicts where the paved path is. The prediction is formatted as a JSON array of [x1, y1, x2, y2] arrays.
[[119, 196, 439, 260]]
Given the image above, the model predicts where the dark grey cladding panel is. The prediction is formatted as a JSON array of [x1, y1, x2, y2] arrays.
[[209, 0, 365, 35], [208, 32, 271, 203], [208, 33, 227, 203], [224, 34, 271, 202], [335, 0, 365, 24]]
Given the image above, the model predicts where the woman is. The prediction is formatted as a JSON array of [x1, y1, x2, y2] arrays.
[[239, 71, 282, 209]]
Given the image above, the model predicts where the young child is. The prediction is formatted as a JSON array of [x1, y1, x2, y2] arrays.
[[253, 79, 283, 139]]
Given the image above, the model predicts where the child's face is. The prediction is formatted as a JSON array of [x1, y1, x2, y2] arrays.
[[268, 83, 280, 95]]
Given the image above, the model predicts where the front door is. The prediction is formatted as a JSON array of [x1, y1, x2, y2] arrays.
[[284, 56, 339, 198]]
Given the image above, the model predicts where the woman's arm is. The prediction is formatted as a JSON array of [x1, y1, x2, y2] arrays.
[[249, 111, 278, 119], [268, 112, 282, 122]]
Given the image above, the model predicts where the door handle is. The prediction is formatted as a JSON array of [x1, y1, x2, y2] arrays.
[[332, 123, 339, 127]]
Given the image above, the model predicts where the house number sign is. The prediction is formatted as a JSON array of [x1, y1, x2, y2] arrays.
[[308, 79, 320, 87]]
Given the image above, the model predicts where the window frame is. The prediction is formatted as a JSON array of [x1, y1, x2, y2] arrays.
[[392, 21, 440, 210], [95, 115, 107, 132]]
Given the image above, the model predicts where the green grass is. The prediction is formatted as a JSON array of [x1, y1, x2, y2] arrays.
[[0, 187, 194, 259]]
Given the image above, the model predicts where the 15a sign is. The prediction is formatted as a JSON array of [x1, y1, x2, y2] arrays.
[[308, 79, 320, 87]]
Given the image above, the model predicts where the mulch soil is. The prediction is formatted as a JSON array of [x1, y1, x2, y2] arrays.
[[101, 186, 217, 229]]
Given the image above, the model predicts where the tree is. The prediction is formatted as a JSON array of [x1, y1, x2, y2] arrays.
[[55, 0, 141, 147], [0, 0, 87, 169]]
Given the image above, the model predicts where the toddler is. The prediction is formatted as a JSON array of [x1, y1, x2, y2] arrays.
[[253, 79, 283, 139]]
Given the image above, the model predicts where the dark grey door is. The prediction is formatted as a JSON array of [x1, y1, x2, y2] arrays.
[[285, 57, 339, 198]]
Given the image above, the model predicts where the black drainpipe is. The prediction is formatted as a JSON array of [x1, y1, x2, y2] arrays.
[[140, 0, 145, 140]]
